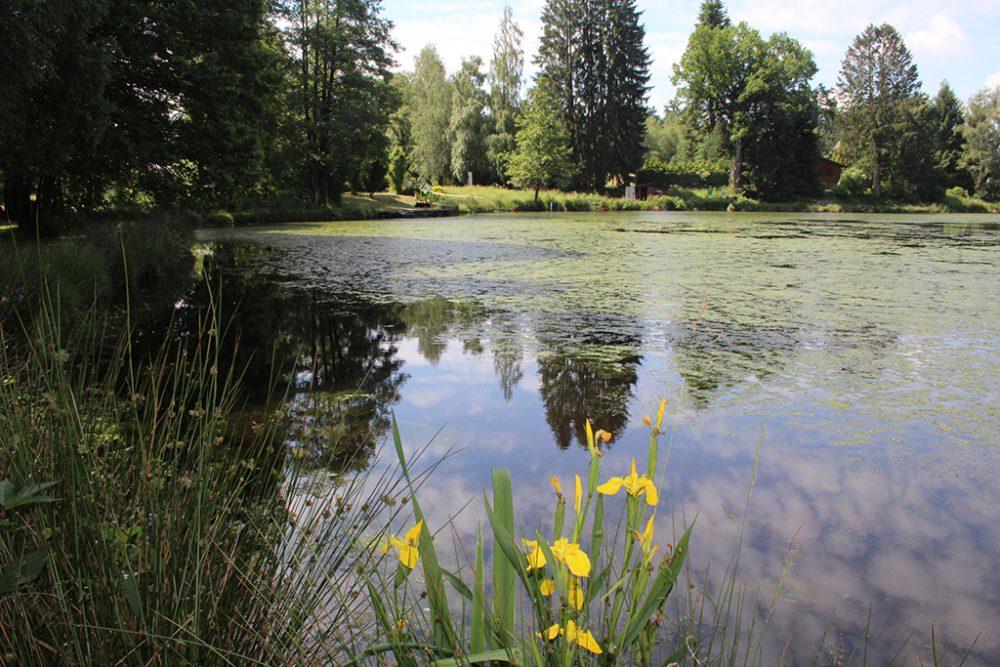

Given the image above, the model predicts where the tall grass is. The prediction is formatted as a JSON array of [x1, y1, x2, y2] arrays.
[[0, 265, 411, 664]]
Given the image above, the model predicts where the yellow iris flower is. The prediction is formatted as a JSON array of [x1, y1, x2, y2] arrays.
[[550, 475, 562, 497], [522, 538, 547, 570], [539, 620, 603, 654], [596, 458, 658, 506], [539, 577, 583, 608], [550, 537, 592, 577], [634, 515, 660, 565], [379, 519, 423, 568], [523, 537, 591, 577]]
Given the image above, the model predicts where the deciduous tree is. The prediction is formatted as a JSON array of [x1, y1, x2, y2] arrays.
[[960, 86, 1000, 201], [487, 5, 524, 184], [409, 46, 453, 184], [506, 85, 577, 201]]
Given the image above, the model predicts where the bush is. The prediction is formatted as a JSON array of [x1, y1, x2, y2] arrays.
[[946, 186, 970, 199], [638, 158, 729, 189], [205, 209, 235, 226], [831, 167, 869, 198]]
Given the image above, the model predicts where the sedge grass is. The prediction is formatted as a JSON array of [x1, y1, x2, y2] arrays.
[[0, 274, 412, 665]]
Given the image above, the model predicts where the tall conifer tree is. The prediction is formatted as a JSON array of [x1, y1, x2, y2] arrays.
[[535, 0, 649, 192], [836, 23, 921, 197]]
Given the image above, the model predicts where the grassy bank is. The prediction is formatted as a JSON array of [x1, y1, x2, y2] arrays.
[[430, 185, 1000, 215]]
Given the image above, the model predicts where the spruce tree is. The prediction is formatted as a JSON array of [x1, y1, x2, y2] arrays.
[[836, 23, 921, 197], [932, 81, 969, 190], [535, 0, 649, 192], [697, 0, 730, 28]]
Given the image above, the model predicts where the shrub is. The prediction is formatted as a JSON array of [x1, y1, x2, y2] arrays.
[[205, 209, 235, 226], [832, 167, 869, 198]]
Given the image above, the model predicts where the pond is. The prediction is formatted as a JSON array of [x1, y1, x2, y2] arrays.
[[195, 211, 1000, 664]]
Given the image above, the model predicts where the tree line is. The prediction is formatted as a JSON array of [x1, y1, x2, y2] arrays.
[[3, 0, 1000, 234]]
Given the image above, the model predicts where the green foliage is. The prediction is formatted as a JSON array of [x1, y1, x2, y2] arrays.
[[388, 146, 410, 194], [506, 86, 578, 200], [205, 209, 235, 227], [364, 404, 694, 665], [537, 0, 651, 192], [638, 158, 729, 188], [836, 23, 922, 197], [673, 21, 820, 196], [697, 0, 731, 28], [487, 5, 525, 185], [960, 85, 1000, 201], [449, 57, 490, 184], [832, 166, 870, 198], [410, 46, 454, 184], [279, 0, 396, 206], [643, 113, 686, 164], [0, 261, 415, 664], [933, 82, 970, 190]]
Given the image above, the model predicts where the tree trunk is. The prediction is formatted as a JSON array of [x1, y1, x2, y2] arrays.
[[872, 159, 881, 198], [730, 140, 744, 190]]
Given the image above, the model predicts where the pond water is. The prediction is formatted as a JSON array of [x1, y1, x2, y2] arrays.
[[196, 211, 1000, 664]]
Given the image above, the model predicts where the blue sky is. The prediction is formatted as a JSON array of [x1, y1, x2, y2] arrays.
[[381, 0, 1000, 111]]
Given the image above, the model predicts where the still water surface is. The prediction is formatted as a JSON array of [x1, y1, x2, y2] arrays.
[[197, 212, 1000, 664]]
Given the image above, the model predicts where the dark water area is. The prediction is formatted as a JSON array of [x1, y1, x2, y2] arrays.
[[193, 212, 1000, 664]]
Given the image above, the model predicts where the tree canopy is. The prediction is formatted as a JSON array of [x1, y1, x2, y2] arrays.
[[836, 23, 921, 197]]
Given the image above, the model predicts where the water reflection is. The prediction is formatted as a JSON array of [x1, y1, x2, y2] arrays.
[[195, 213, 1000, 664]]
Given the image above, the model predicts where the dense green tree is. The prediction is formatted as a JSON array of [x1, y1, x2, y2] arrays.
[[449, 57, 490, 184], [602, 0, 652, 187], [815, 84, 839, 156], [673, 20, 818, 193], [881, 101, 941, 200], [487, 5, 525, 184], [278, 0, 396, 205], [409, 46, 453, 184], [836, 23, 921, 197], [1, 0, 148, 232], [740, 34, 822, 199], [506, 86, 577, 201], [932, 81, 969, 190], [960, 86, 1000, 200], [536, 0, 650, 192], [697, 0, 730, 28], [643, 112, 686, 163], [166, 0, 284, 206]]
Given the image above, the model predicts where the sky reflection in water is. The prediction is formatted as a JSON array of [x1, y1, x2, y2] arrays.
[[198, 212, 1000, 664]]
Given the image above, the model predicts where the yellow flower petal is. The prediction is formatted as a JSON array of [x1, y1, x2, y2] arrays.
[[575, 628, 603, 654], [399, 543, 418, 569], [596, 477, 623, 496], [540, 579, 555, 596], [644, 480, 658, 506], [569, 578, 584, 609], [574, 474, 582, 514], [655, 397, 667, 430], [404, 519, 423, 545], [549, 475, 562, 496], [523, 539, 547, 570], [585, 419, 594, 445], [542, 623, 563, 640], [552, 538, 592, 578]]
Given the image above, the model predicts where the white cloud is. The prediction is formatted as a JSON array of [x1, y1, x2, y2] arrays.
[[906, 14, 971, 57], [986, 72, 1000, 90]]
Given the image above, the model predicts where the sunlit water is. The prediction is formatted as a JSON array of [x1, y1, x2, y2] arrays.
[[197, 212, 1000, 664]]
